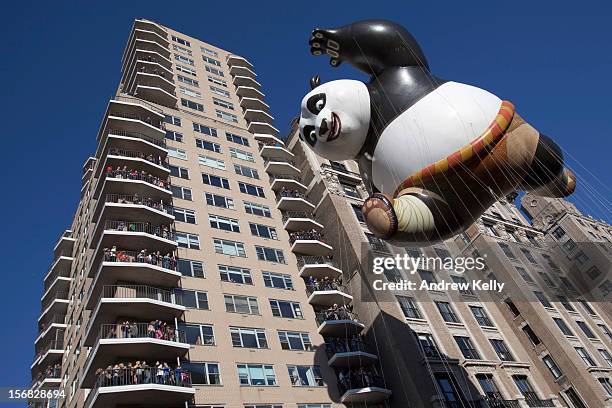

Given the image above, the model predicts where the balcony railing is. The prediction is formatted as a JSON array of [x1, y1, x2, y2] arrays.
[[108, 111, 165, 130], [102, 248, 178, 270], [105, 170, 171, 191], [315, 308, 359, 326], [106, 148, 168, 168], [321, 163, 361, 179], [523, 392, 555, 407], [107, 129, 166, 148], [269, 174, 302, 183], [39, 314, 67, 333], [289, 230, 327, 245], [103, 220, 175, 241], [86, 367, 192, 406], [30, 365, 61, 388], [41, 291, 69, 311], [484, 394, 521, 408], [100, 285, 183, 305], [134, 66, 175, 83], [104, 194, 173, 214], [325, 337, 370, 357], [264, 159, 296, 166], [115, 95, 164, 115], [282, 211, 316, 222], [34, 340, 64, 362], [305, 280, 345, 296], [296, 256, 337, 268], [338, 371, 385, 393], [95, 322, 186, 344], [276, 190, 307, 200]]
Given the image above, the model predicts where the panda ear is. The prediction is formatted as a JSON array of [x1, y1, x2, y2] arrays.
[[310, 75, 321, 90]]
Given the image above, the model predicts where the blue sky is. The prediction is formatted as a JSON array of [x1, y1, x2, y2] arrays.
[[1, 0, 610, 391]]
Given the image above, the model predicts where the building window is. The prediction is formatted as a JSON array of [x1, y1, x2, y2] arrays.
[[171, 185, 192, 201], [202, 173, 230, 189], [205, 192, 234, 209], [250, 223, 277, 239], [183, 362, 222, 386], [178, 259, 204, 278], [262, 272, 293, 290], [436, 302, 461, 323], [198, 155, 226, 170], [515, 266, 534, 283], [208, 75, 227, 87], [454, 336, 480, 359], [352, 204, 365, 222], [181, 290, 209, 310], [230, 327, 267, 349], [470, 306, 494, 327], [164, 115, 182, 126], [575, 251, 589, 265], [552, 226, 566, 239], [476, 374, 501, 400], [255, 246, 285, 263], [176, 65, 197, 76], [575, 347, 596, 366], [181, 98, 204, 112], [239, 182, 265, 198], [366, 233, 390, 253], [244, 201, 271, 217], [557, 295, 575, 311], [598, 349, 612, 367], [340, 181, 360, 198], [533, 291, 553, 308], [452, 275, 474, 295], [542, 355, 563, 379], [235, 164, 259, 179], [418, 269, 437, 284], [576, 321, 597, 339], [174, 207, 196, 224], [224, 294, 259, 315], [269, 299, 303, 319], [203, 56, 221, 66], [521, 248, 537, 264], [230, 147, 255, 162], [213, 97, 234, 110], [522, 324, 541, 345], [171, 35, 191, 47], [216, 109, 238, 122], [174, 54, 194, 65], [205, 65, 224, 77], [278, 331, 312, 350], [226, 132, 249, 146], [564, 388, 588, 408], [598, 324, 612, 342], [505, 298, 521, 317], [287, 365, 323, 387], [179, 86, 202, 99], [177, 74, 198, 87], [297, 405, 330, 408], [214, 238, 246, 257], [237, 364, 276, 386], [180, 323, 215, 345], [415, 332, 439, 358], [169, 164, 189, 179], [219, 265, 252, 284], [578, 299, 597, 315], [209, 214, 240, 232], [210, 86, 230, 98], [201, 47, 218, 57], [489, 339, 514, 361], [193, 123, 218, 137], [397, 296, 422, 319], [553, 318, 574, 336], [599, 378, 612, 397], [498, 243, 516, 259], [196, 138, 222, 153], [176, 232, 200, 249], [435, 373, 467, 406], [165, 130, 184, 142]]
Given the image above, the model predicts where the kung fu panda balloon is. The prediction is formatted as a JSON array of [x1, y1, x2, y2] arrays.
[[298, 19, 576, 246]]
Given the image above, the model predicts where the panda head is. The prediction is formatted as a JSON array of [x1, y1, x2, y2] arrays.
[[299, 78, 370, 160]]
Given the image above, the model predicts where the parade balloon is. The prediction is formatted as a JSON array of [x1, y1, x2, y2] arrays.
[[298, 19, 576, 246]]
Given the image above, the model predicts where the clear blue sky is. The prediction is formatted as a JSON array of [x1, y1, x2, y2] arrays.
[[1, 0, 610, 392]]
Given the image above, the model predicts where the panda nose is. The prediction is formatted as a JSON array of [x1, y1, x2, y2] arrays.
[[319, 119, 329, 136]]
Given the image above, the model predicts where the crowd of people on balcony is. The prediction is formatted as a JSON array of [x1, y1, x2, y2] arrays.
[[103, 320, 178, 341], [107, 148, 165, 166], [337, 368, 384, 393], [111, 193, 171, 213], [94, 361, 189, 387], [105, 165, 169, 189], [139, 64, 170, 80], [319, 304, 355, 321], [33, 364, 61, 384], [305, 276, 343, 293], [289, 229, 326, 244], [279, 187, 305, 199], [325, 335, 367, 355], [103, 247, 177, 270], [106, 220, 173, 239]]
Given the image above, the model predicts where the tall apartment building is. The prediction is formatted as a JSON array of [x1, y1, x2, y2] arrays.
[[29, 18, 380, 408], [283, 121, 612, 408]]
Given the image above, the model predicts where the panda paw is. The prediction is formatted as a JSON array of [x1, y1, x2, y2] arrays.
[[309, 28, 342, 67]]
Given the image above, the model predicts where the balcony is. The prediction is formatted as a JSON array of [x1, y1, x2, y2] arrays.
[[321, 163, 362, 183], [326, 338, 378, 368], [290, 231, 333, 256], [94, 170, 171, 201], [85, 285, 185, 346], [123, 58, 174, 89], [254, 133, 284, 146], [43, 255, 73, 289], [131, 75, 178, 108], [39, 291, 69, 323], [523, 392, 555, 408], [244, 109, 273, 123], [297, 256, 342, 280], [240, 97, 269, 112], [134, 19, 167, 38], [484, 395, 522, 408], [90, 219, 177, 253], [229, 65, 257, 78], [93, 194, 174, 230], [315, 309, 364, 337], [282, 212, 323, 232], [233, 75, 261, 89], [36, 314, 67, 345], [30, 365, 61, 390], [276, 191, 315, 212], [265, 159, 300, 177], [306, 281, 353, 307], [86, 249, 181, 306], [41, 277, 72, 306], [338, 372, 391, 404], [85, 367, 194, 408], [123, 38, 171, 69], [125, 48, 173, 72], [82, 323, 189, 387], [236, 85, 264, 100], [248, 121, 279, 136], [122, 23, 169, 66], [98, 97, 165, 144], [97, 148, 170, 182], [32, 340, 64, 372], [53, 231, 74, 259], [227, 54, 254, 70], [270, 174, 307, 193], [259, 142, 293, 161]]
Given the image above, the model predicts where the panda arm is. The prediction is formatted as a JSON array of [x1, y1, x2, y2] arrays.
[[309, 19, 429, 75]]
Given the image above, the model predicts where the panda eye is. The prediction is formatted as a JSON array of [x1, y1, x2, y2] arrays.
[[306, 93, 326, 115]]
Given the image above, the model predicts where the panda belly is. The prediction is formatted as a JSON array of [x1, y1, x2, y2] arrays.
[[371, 81, 502, 194]]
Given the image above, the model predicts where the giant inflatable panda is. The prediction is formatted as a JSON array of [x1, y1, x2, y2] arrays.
[[298, 19, 576, 246]]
